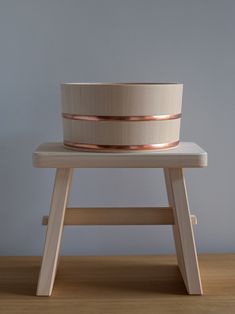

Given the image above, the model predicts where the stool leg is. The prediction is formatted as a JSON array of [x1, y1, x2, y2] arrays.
[[164, 169, 187, 285], [164, 168, 202, 295], [37, 168, 73, 296]]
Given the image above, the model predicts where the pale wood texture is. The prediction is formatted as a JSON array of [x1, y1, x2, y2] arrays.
[[61, 83, 183, 116], [63, 119, 180, 145], [164, 168, 187, 288], [33, 142, 207, 296], [0, 255, 235, 314], [164, 168, 202, 295], [42, 207, 197, 225], [62, 83, 183, 149], [33, 142, 207, 168], [37, 169, 73, 296]]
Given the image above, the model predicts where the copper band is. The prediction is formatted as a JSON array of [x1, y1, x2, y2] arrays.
[[64, 140, 179, 151], [62, 113, 181, 121]]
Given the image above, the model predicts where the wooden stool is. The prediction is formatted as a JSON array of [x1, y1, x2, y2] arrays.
[[33, 142, 207, 296]]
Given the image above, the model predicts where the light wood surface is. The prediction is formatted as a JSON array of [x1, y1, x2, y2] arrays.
[[164, 168, 188, 286], [63, 119, 180, 146], [42, 207, 197, 225], [165, 168, 202, 295], [32, 142, 207, 168], [0, 255, 234, 314], [37, 169, 73, 296], [61, 83, 183, 150], [61, 83, 183, 116], [33, 142, 207, 296]]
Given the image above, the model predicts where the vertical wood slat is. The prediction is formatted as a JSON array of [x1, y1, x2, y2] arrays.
[[37, 168, 73, 296], [164, 168, 188, 288], [165, 168, 202, 295]]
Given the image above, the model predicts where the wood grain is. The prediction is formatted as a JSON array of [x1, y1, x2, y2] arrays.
[[61, 83, 183, 116], [32, 142, 207, 168], [0, 255, 234, 314], [61, 83, 183, 150], [41, 207, 197, 225], [164, 168, 188, 286], [63, 118, 180, 146], [36, 169, 73, 296], [167, 168, 202, 295]]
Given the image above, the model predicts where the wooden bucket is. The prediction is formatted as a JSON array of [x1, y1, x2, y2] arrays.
[[61, 83, 183, 152]]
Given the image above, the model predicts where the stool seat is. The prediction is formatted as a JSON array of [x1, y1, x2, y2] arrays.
[[33, 142, 207, 296], [33, 142, 207, 168]]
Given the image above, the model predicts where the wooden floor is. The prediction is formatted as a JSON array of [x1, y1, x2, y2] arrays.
[[0, 254, 234, 313]]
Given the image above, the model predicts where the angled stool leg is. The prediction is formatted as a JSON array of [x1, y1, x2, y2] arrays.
[[37, 168, 73, 296], [164, 168, 202, 295], [164, 169, 187, 286]]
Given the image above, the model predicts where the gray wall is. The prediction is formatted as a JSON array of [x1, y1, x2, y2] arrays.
[[0, 0, 234, 255]]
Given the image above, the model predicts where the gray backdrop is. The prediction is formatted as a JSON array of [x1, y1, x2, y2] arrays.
[[0, 0, 234, 255]]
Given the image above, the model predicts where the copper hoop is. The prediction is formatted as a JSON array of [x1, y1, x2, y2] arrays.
[[64, 140, 179, 151], [62, 113, 181, 122]]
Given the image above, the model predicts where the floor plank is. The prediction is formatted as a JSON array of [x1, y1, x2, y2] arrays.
[[0, 254, 234, 313]]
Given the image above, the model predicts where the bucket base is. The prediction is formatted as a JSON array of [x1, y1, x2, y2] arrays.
[[63, 140, 179, 153]]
